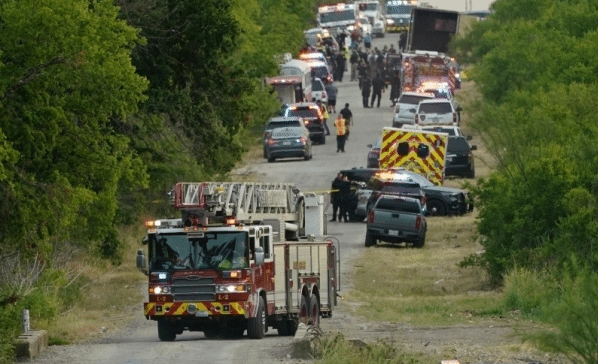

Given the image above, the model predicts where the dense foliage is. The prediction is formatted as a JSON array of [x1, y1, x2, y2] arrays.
[[453, 0, 598, 282], [0, 0, 318, 360]]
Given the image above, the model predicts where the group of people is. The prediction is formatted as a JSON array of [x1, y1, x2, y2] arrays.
[[329, 173, 358, 222]]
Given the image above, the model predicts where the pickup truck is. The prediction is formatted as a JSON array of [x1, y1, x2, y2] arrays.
[[365, 195, 427, 248]]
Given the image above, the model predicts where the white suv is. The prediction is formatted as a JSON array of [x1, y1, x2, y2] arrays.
[[312, 78, 328, 105], [415, 99, 459, 126], [392, 92, 435, 128]]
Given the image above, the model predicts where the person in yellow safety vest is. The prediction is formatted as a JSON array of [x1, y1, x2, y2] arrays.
[[315, 99, 331, 136], [334, 115, 347, 153]]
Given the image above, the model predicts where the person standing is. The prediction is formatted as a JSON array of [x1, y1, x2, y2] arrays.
[[334, 115, 347, 153], [389, 71, 401, 107], [325, 82, 338, 113], [339, 103, 353, 126], [357, 59, 368, 90], [362, 76, 372, 108], [338, 175, 352, 222], [364, 32, 371, 50], [370, 72, 385, 108], [329, 173, 343, 222], [316, 99, 331, 136], [335, 52, 345, 82], [350, 50, 359, 82]]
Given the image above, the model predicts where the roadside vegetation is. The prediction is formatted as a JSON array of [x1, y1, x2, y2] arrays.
[[342, 1, 598, 363], [0, 0, 319, 362]]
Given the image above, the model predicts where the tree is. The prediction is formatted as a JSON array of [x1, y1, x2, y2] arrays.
[[0, 0, 148, 260]]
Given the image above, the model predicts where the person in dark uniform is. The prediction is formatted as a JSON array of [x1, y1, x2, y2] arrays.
[[362, 76, 371, 108], [370, 72, 385, 108], [329, 173, 343, 222], [338, 175, 352, 222], [389, 71, 402, 107]]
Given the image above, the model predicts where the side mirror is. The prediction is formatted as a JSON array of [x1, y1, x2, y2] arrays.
[[367, 144, 372, 148], [470, 145, 477, 151], [255, 247, 265, 266], [466, 135, 473, 141], [456, 106, 463, 112], [136, 249, 148, 276]]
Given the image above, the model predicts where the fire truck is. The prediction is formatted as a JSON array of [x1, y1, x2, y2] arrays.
[[401, 52, 460, 96], [379, 127, 449, 185], [136, 182, 339, 341]]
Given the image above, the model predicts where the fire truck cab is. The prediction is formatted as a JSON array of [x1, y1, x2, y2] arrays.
[[136, 182, 339, 340]]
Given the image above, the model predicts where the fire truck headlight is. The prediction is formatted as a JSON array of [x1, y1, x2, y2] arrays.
[[154, 286, 162, 294], [217, 284, 248, 293]]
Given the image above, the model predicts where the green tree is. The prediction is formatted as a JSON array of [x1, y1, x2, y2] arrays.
[[0, 0, 148, 260]]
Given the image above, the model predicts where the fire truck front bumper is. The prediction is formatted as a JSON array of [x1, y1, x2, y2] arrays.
[[144, 301, 249, 318]]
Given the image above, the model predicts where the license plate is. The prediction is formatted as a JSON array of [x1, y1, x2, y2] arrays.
[[283, 141, 291, 146], [388, 230, 399, 236], [195, 311, 209, 317]]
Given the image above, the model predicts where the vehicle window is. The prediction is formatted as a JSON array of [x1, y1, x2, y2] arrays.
[[375, 198, 421, 213], [312, 80, 324, 91], [267, 120, 301, 130], [422, 127, 456, 136], [418, 102, 452, 114], [398, 95, 433, 105], [312, 66, 329, 79], [447, 137, 470, 153], [271, 127, 304, 139], [287, 108, 319, 119]]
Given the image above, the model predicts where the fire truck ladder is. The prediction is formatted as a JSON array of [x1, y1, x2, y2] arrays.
[[172, 182, 302, 225]]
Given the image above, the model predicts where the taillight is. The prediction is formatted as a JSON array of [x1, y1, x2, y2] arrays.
[[415, 215, 422, 229], [268, 139, 276, 146], [299, 137, 307, 145], [368, 210, 375, 223], [304, 120, 310, 125], [453, 112, 457, 124], [323, 92, 327, 98], [415, 114, 419, 124], [467, 151, 473, 161], [422, 196, 426, 205]]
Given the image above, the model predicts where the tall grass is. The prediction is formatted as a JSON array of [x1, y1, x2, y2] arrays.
[[315, 333, 420, 364]]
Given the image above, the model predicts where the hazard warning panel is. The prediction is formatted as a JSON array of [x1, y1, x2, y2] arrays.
[[379, 127, 449, 185]]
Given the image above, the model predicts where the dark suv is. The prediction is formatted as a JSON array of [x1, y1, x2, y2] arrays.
[[262, 117, 305, 158], [340, 168, 473, 216], [284, 102, 326, 144], [446, 136, 477, 178]]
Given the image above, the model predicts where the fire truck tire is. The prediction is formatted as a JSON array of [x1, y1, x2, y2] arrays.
[[299, 295, 309, 325], [309, 294, 320, 325], [277, 319, 296, 336], [248, 296, 266, 339], [203, 328, 218, 339], [157, 320, 176, 341]]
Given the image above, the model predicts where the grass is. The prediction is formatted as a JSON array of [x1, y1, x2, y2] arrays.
[[39, 224, 146, 344]]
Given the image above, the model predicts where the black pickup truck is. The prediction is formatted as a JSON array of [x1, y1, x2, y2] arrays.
[[366, 195, 427, 248]]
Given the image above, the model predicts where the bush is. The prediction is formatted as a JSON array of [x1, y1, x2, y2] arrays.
[[315, 333, 420, 364]]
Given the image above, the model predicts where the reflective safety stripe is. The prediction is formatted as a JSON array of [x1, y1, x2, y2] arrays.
[[379, 127, 448, 185], [144, 302, 247, 317]]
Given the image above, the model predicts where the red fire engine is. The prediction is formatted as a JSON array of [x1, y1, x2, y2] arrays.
[[136, 182, 339, 340]]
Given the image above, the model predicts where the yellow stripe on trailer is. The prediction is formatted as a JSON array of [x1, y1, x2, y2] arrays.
[[379, 127, 448, 185]]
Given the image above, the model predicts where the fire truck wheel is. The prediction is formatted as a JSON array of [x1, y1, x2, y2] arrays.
[[157, 320, 177, 342], [299, 295, 309, 325], [248, 296, 266, 339], [277, 319, 296, 336], [203, 328, 218, 339], [309, 294, 320, 325]]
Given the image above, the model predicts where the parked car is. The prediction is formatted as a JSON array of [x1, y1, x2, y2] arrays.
[[392, 92, 435, 128], [415, 99, 459, 126], [311, 78, 328, 105], [262, 117, 307, 158], [284, 102, 327, 144], [445, 136, 477, 179], [299, 52, 331, 72], [366, 136, 382, 168], [340, 167, 473, 216], [265, 126, 312, 163], [365, 195, 427, 248]]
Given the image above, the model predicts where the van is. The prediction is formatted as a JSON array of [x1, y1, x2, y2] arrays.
[[280, 59, 313, 102]]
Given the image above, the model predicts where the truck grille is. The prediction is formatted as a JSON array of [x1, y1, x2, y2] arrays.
[[172, 276, 215, 301]]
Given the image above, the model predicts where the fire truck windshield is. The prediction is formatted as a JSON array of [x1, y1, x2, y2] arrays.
[[150, 232, 248, 271]]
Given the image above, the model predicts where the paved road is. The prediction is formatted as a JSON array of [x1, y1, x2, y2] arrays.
[[28, 34, 400, 364]]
